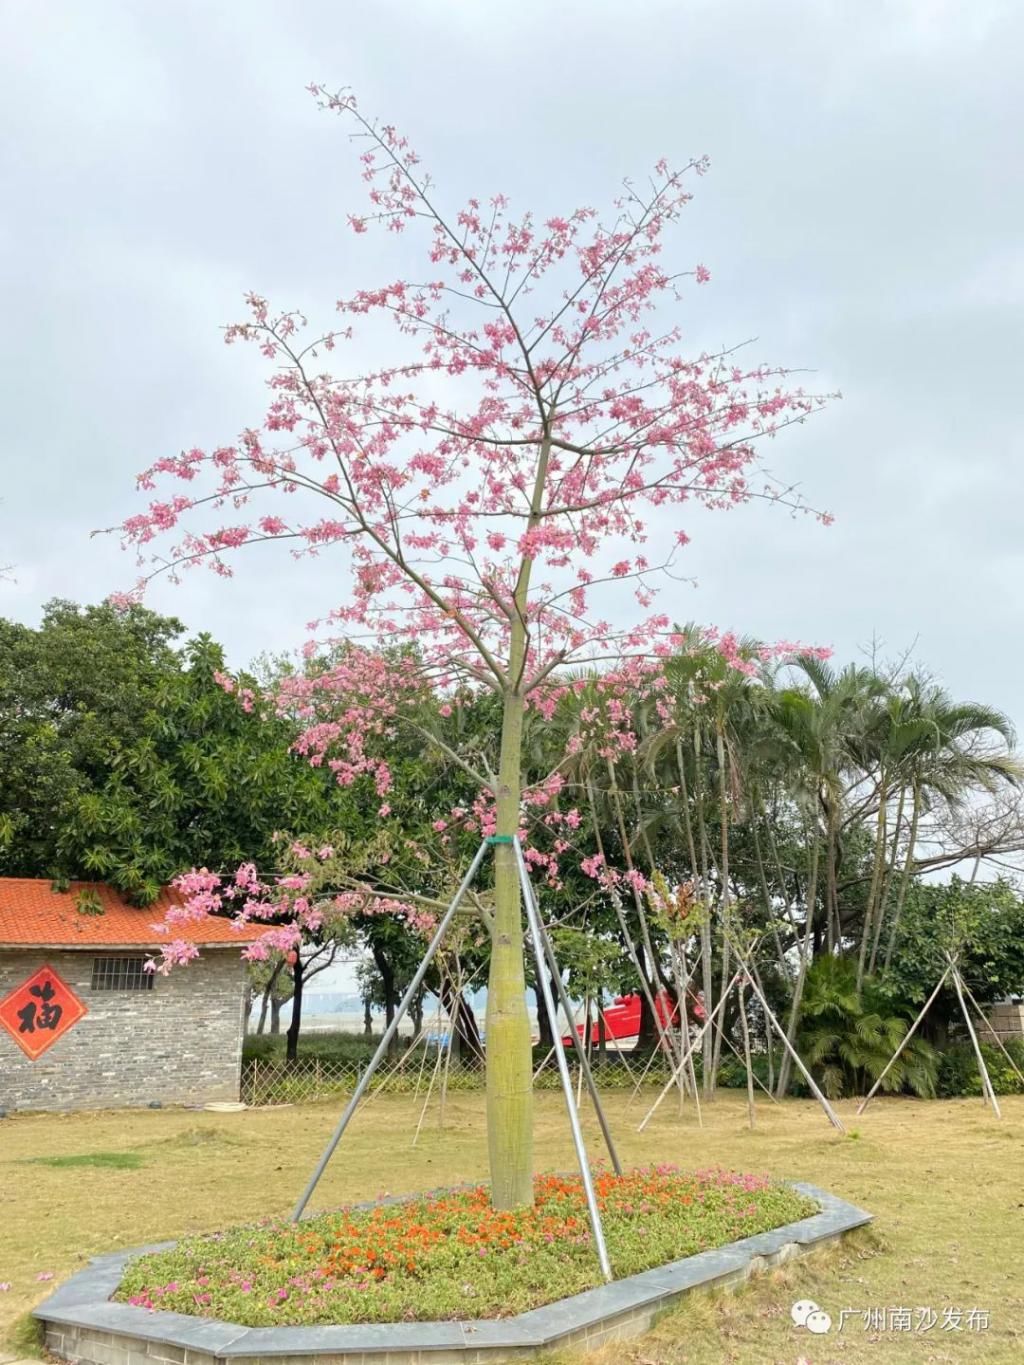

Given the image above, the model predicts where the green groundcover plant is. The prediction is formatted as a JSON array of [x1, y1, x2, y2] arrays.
[[116, 1168, 815, 1325]]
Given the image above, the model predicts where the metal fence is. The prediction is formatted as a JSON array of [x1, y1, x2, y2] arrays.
[[241, 1052, 672, 1107]]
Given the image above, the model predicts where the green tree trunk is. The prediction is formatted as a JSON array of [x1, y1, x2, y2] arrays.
[[775, 833, 819, 1097], [859, 768, 889, 988], [485, 685, 534, 1209], [882, 782, 921, 971]]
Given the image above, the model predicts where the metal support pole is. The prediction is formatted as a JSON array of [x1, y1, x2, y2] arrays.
[[524, 873, 623, 1175], [514, 839, 614, 1283], [289, 840, 490, 1221]]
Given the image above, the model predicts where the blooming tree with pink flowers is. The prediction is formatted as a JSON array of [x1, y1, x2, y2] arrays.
[[118, 86, 831, 1208]]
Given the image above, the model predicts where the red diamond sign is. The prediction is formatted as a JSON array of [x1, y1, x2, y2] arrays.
[[0, 964, 87, 1060]]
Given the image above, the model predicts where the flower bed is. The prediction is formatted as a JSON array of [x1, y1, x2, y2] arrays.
[[115, 1168, 816, 1326]]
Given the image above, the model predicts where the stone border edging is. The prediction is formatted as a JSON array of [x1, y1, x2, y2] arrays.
[[34, 1183, 871, 1362]]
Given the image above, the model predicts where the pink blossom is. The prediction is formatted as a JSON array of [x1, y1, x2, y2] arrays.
[[113, 86, 832, 976]]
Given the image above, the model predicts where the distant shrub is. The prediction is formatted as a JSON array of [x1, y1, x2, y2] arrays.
[[243, 1031, 382, 1065], [935, 1038, 1024, 1097]]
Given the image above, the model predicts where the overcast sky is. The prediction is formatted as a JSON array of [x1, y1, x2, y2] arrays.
[[2, 0, 1022, 733]]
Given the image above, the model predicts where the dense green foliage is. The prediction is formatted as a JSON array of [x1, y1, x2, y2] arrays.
[[4, 600, 1023, 1088], [935, 1039, 1024, 1098], [797, 956, 936, 1099], [0, 601, 345, 903]]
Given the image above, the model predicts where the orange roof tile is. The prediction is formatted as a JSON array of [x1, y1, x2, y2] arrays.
[[0, 879, 261, 949]]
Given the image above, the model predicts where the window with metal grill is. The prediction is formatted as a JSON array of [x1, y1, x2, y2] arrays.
[[90, 957, 154, 991]]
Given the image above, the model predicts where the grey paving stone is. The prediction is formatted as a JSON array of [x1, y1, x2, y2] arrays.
[[222, 1322, 468, 1356]]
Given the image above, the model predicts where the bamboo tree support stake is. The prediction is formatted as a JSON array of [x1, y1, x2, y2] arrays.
[[599, 1005, 640, 1085], [727, 939, 845, 1133], [856, 965, 952, 1115], [412, 1040, 446, 1147], [682, 1026, 703, 1129], [638, 974, 741, 1132], [360, 966, 465, 1113], [608, 885, 684, 1081], [951, 962, 1001, 1119], [960, 978, 1024, 1086], [577, 995, 590, 1106], [663, 944, 702, 1127], [745, 952, 776, 1089], [584, 779, 683, 1087], [738, 977, 756, 1130], [290, 841, 489, 1221], [532, 1044, 556, 1082], [626, 1042, 664, 1104], [438, 959, 458, 1131], [512, 838, 614, 1282], [358, 955, 489, 1119], [670, 943, 688, 1114], [411, 1016, 435, 1102], [516, 841, 623, 1175]]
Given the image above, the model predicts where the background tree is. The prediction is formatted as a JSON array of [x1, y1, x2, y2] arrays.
[[0, 599, 184, 888], [881, 878, 1024, 1043], [0, 600, 350, 904]]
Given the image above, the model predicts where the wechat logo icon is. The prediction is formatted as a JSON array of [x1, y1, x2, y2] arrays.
[[792, 1299, 833, 1334]]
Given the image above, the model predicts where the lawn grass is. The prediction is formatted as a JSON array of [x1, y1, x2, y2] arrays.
[[2, 1091, 1022, 1362], [20, 1151, 145, 1170]]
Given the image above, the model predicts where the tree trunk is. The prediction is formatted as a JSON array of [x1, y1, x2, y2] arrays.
[[270, 996, 282, 1034], [883, 782, 921, 971], [691, 725, 716, 1097], [363, 997, 373, 1036], [257, 960, 284, 1035], [372, 945, 398, 1056], [486, 684, 534, 1209], [776, 834, 819, 1097], [708, 724, 731, 1094], [825, 796, 840, 952], [751, 806, 786, 970], [440, 978, 484, 1065], [535, 976, 554, 1050], [285, 955, 303, 1065], [637, 977, 660, 1048], [860, 769, 890, 982]]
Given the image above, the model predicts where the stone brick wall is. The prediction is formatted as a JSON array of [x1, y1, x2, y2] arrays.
[[0, 949, 247, 1112], [985, 1001, 1024, 1042]]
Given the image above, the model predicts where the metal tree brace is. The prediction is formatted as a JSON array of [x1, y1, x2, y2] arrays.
[[290, 835, 619, 1283]]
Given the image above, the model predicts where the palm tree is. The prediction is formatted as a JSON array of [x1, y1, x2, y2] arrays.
[[877, 679, 1021, 972], [767, 658, 888, 1091], [798, 954, 937, 1100]]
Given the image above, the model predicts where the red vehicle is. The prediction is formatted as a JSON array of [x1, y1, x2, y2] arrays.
[[562, 989, 696, 1047]]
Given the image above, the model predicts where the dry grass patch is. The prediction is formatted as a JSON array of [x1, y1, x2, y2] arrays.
[[2, 1091, 1023, 1362]]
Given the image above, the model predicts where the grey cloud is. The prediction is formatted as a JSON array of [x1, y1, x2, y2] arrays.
[[1, 0, 1021, 722]]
